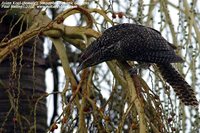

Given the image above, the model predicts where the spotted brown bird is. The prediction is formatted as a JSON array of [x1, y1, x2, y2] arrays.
[[77, 23, 198, 106]]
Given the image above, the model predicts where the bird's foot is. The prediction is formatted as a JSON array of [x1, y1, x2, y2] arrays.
[[137, 62, 152, 69], [128, 68, 138, 76], [128, 63, 151, 76]]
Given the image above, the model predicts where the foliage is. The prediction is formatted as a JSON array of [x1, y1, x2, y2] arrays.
[[0, 0, 200, 132]]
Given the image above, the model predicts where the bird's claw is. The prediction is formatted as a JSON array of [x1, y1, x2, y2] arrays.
[[128, 68, 138, 76]]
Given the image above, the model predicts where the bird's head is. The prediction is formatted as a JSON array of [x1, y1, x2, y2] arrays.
[[76, 39, 115, 74]]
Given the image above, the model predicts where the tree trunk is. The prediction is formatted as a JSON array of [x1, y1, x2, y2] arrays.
[[0, 10, 47, 133]]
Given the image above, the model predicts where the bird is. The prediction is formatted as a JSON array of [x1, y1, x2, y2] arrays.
[[77, 23, 198, 106]]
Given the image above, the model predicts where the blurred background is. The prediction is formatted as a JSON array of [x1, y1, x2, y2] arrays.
[[0, 0, 200, 132]]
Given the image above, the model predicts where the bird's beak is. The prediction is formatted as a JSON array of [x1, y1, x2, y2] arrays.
[[76, 64, 83, 74]]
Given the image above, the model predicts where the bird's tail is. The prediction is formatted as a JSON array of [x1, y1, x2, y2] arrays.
[[157, 64, 198, 106]]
